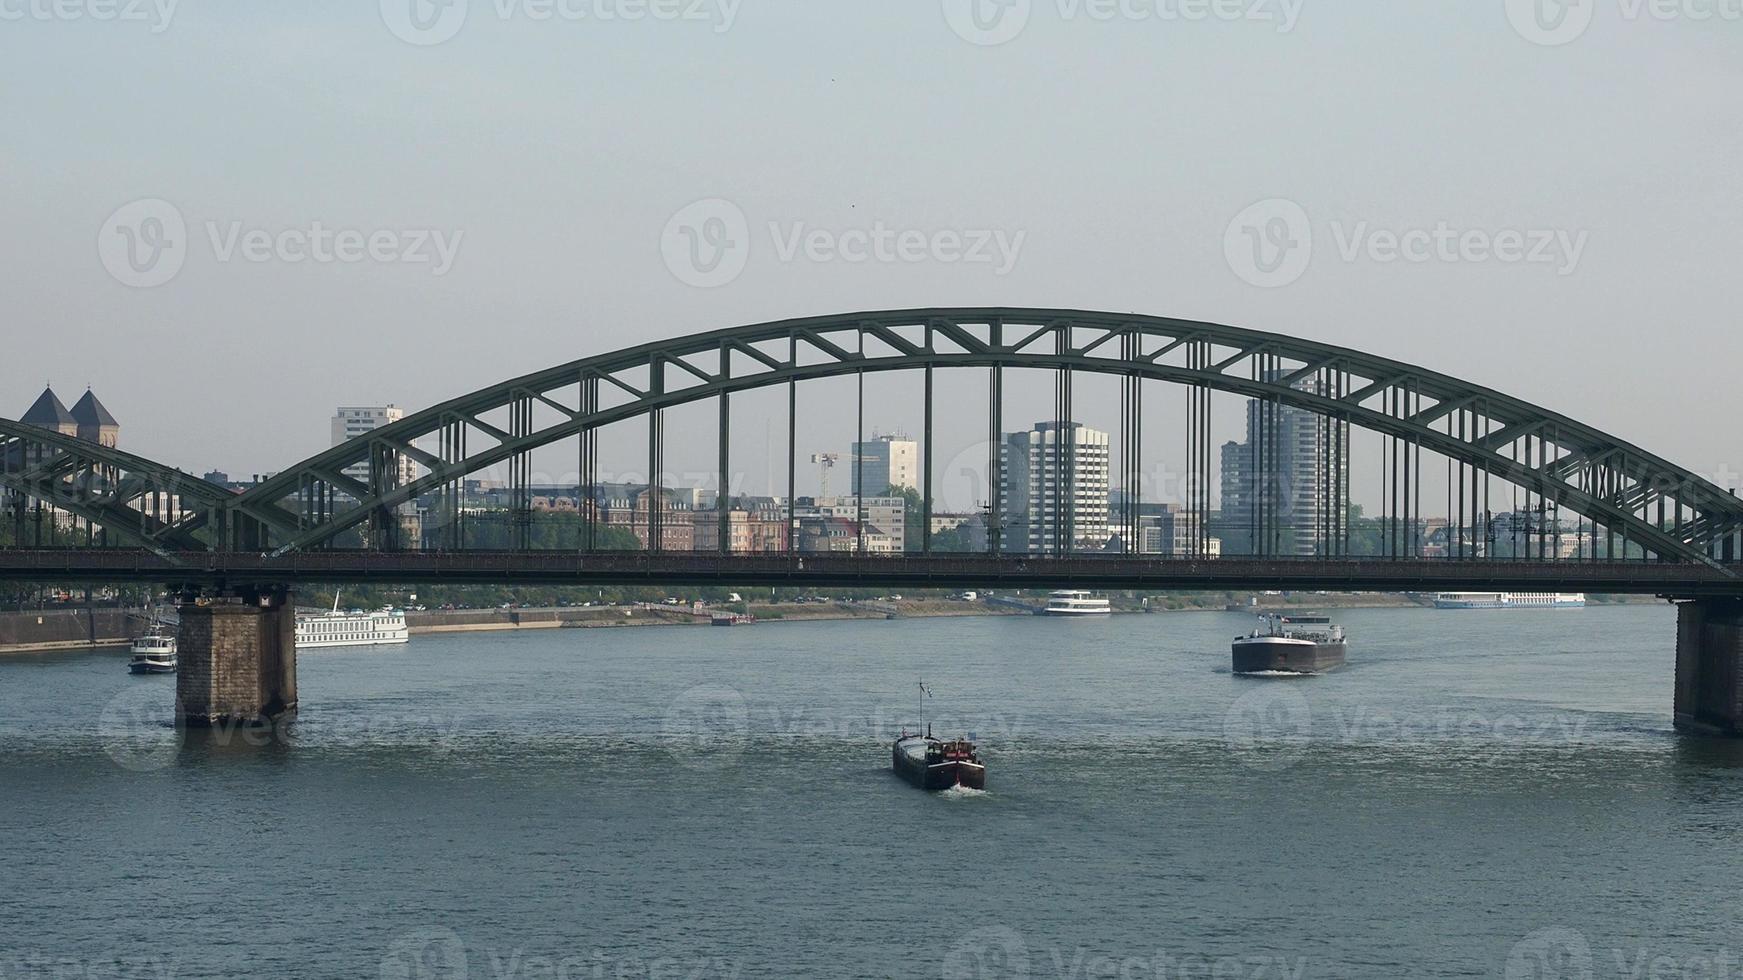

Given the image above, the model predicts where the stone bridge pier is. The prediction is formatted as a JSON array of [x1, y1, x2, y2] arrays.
[[175, 585, 297, 728], [1675, 598, 1743, 736]]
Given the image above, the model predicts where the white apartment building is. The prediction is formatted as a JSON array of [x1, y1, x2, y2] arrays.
[[850, 434, 919, 496], [998, 421, 1111, 554], [331, 406, 420, 490]]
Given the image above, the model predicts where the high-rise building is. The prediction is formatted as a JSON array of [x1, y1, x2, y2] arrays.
[[998, 421, 1110, 554], [851, 433, 919, 496], [1216, 374, 1348, 556], [1218, 440, 1254, 554], [331, 406, 419, 489]]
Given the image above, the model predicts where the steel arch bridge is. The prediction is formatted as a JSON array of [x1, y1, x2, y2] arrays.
[[5, 308, 1742, 568], [0, 419, 236, 554]]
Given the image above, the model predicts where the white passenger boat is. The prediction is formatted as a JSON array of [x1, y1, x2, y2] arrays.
[[1432, 592, 1586, 609], [1039, 590, 1112, 616], [127, 623, 177, 674], [295, 593, 410, 649]]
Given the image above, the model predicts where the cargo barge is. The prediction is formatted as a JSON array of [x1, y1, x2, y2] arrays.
[[892, 728, 986, 791], [1232, 614, 1346, 675]]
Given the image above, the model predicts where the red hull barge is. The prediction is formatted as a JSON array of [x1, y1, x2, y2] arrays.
[[892, 730, 986, 791]]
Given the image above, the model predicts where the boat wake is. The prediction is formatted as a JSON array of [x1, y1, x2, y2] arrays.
[[1236, 670, 1316, 679], [938, 784, 990, 800]]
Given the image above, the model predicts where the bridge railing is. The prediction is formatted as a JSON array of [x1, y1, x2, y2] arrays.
[[0, 549, 1738, 596]]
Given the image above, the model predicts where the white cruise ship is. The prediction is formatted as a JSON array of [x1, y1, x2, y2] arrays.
[[1039, 590, 1113, 616], [295, 607, 410, 649], [1432, 592, 1586, 610]]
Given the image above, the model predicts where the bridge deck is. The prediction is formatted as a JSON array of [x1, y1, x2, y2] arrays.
[[0, 550, 1738, 596]]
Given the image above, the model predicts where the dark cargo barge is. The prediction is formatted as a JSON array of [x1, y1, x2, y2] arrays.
[[892, 728, 986, 791], [1232, 614, 1347, 675]]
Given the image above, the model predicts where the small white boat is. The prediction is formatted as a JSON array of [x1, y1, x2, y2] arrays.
[[127, 623, 177, 674], [1039, 590, 1112, 616]]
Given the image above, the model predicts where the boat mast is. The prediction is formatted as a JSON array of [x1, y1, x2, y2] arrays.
[[919, 680, 931, 736]]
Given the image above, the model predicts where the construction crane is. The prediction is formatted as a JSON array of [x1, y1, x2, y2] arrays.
[[811, 453, 841, 500]]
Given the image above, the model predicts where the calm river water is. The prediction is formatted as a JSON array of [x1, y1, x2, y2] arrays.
[[3, 602, 1740, 980]]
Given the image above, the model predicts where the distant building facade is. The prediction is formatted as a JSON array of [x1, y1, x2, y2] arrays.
[[998, 421, 1111, 554], [1217, 373, 1348, 556], [1136, 504, 1221, 557], [851, 434, 919, 496], [331, 406, 419, 489]]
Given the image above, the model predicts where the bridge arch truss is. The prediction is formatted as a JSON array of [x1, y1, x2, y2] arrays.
[[0, 419, 238, 555], [188, 309, 1743, 567]]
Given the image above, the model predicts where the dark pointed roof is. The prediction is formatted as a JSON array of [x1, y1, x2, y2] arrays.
[[70, 390, 118, 427], [21, 387, 73, 426]]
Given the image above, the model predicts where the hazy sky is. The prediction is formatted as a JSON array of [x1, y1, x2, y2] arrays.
[[3, 1, 1739, 506]]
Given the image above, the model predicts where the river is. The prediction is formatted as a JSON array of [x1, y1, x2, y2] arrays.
[[3, 602, 1739, 979]]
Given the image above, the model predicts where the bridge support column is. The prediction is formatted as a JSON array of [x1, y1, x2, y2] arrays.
[[175, 586, 297, 728], [1674, 598, 1743, 736]]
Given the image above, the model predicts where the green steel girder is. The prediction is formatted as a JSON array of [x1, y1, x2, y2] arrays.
[[197, 309, 1743, 561], [0, 418, 235, 555]]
